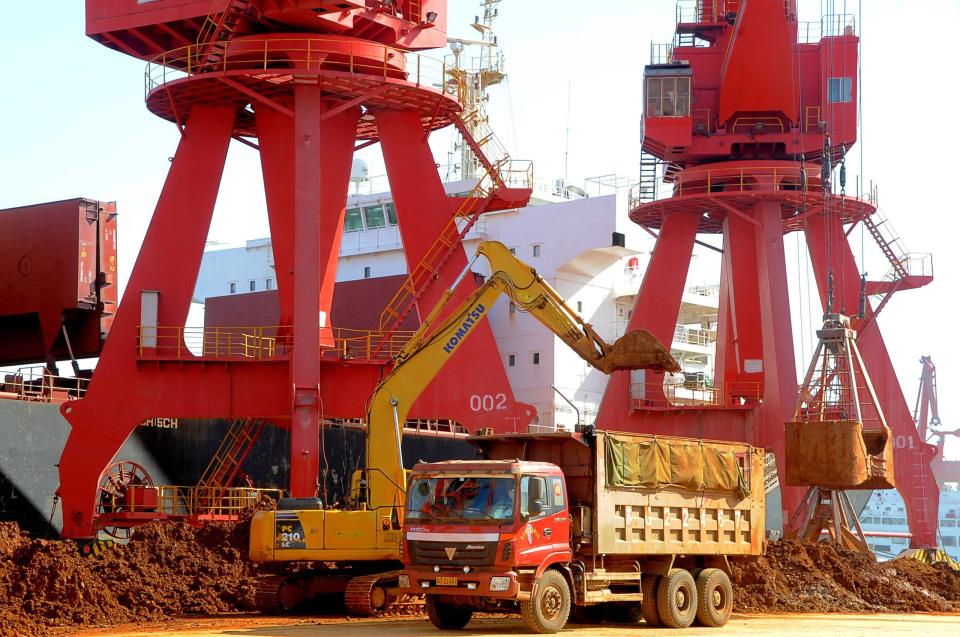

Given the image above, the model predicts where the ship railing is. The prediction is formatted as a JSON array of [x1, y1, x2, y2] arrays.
[[135, 325, 417, 362], [0, 366, 89, 403], [673, 326, 716, 347], [630, 380, 765, 409], [798, 14, 857, 44], [145, 36, 460, 102]]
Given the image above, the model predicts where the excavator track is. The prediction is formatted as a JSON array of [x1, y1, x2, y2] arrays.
[[344, 570, 401, 616], [254, 574, 304, 614]]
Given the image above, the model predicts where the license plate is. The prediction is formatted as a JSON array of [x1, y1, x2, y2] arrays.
[[435, 576, 458, 586]]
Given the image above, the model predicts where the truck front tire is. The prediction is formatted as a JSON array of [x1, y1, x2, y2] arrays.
[[425, 596, 473, 630], [695, 568, 733, 627], [656, 569, 698, 629], [521, 569, 571, 634]]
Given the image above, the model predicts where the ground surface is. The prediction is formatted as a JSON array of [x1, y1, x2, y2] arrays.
[[64, 613, 960, 637]]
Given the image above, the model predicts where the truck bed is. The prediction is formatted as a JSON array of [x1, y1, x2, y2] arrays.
[[472, 430, 765, 559]]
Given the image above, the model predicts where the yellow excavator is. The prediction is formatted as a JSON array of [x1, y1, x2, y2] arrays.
[[249, 240, 678, 614]]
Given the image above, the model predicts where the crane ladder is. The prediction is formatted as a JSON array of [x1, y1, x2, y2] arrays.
[[195, 417, 265, 512], [195, 0, 251, 73], [638, 151, 660, 204], [373, 114, 513, 351]]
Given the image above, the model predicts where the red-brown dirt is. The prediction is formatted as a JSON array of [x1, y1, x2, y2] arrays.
[[732, 539, 960, 613], [0, 504, 274, 637], [3, 521, 959, 636]]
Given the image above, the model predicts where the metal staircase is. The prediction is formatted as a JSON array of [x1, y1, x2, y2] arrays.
[[194, 417, 265, 511], [374, 114, 516, 351], [861, 211, 912, 321], [405, 0, 423, 23], [376, 183, 496, 344], [638, 151, 660, 204], [194, 0, 251, 73], [452, 113, 509, 188]]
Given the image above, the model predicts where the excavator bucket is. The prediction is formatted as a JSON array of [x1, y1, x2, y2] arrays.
[[604, 329, 680, 374]]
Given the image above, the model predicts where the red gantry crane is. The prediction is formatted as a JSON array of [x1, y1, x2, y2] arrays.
[[597, 0, 937, 547], [58, 0, 533, 539]]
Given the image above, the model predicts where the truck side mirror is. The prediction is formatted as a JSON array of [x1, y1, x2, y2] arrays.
[[529, 499, 544, 516], [527, 478, 545, 517]]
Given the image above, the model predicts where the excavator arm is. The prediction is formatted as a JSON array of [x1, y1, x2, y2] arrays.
[[364, 240, 679, 511]]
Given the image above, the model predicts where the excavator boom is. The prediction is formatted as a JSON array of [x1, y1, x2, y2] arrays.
[[249, 240, 677, 614]]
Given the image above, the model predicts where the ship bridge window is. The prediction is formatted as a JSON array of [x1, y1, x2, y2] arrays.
[[345, 207, 363, 232], [646, 76, 691, 117], [828, 77, 852, 103], [363, 204, 386, 229], [385, 202, 398, 225]]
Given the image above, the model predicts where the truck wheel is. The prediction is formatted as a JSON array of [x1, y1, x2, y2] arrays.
[[641, 574, 662, 627], [695, 568, 733, 627], [656, 569, 698, 629], [520, 570, 571, 634], [425, 596, 473, 630]]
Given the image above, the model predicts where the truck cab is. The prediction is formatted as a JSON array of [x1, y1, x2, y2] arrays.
[[401, 460, 570, 599]]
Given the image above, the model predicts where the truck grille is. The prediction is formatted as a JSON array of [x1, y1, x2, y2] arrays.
[[407, 540, 496, 566]]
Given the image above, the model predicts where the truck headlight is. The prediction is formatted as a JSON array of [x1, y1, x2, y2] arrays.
[[398, 574, 410, 589], [489, 576, 511, 592]]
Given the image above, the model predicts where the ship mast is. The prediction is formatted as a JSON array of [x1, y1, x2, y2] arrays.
[[449, 0, 506, 181]]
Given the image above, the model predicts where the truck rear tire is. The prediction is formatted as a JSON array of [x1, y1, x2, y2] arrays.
[[641, 574, 662, 627], [521, 569, 571, 634], [695, 568, 733, 627], [656, 569, 698, 629], [425, 596, 472, 630]]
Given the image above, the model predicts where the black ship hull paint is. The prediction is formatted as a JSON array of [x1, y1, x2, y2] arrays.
[[0, 399, 475, 536]]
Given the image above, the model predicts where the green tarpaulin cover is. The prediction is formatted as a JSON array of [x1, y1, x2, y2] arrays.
[[605, 435, 748, 496]]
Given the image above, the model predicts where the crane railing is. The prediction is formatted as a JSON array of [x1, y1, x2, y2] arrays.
[[145, 37, 460, 102]]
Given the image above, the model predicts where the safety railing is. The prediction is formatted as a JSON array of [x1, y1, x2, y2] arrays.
[[136, 325, 418, 362], [893, 253, 934, 280], [0, 367, 89, 403], [137, 325, 290, 360], [629, 164, 879, 210], [327, 327, 418, 361], [675, 1, 800, 27], [500, 159, 534, 190], [798, 14, 857, 44], [804, 106, 823, 132], [692, 107, 713, 134], [673, 326, 716, 347], [729, 116, 786, 135], [98, 485, 282, 519], [650, 42, 675, 65], [631, 380, 765, 409], [144, 36, 461, 102]]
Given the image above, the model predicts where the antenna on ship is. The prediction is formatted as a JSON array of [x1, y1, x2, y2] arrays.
[[448, 0, 506, 181]]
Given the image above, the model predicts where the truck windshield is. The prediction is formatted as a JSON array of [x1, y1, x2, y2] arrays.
[[406, 476, 515, 523]]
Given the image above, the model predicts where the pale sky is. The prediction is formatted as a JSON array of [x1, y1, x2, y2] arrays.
[[1, 1, 957, 456]]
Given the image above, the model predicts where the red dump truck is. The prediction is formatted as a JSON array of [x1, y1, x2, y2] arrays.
[[399, 430, 765, 633]]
